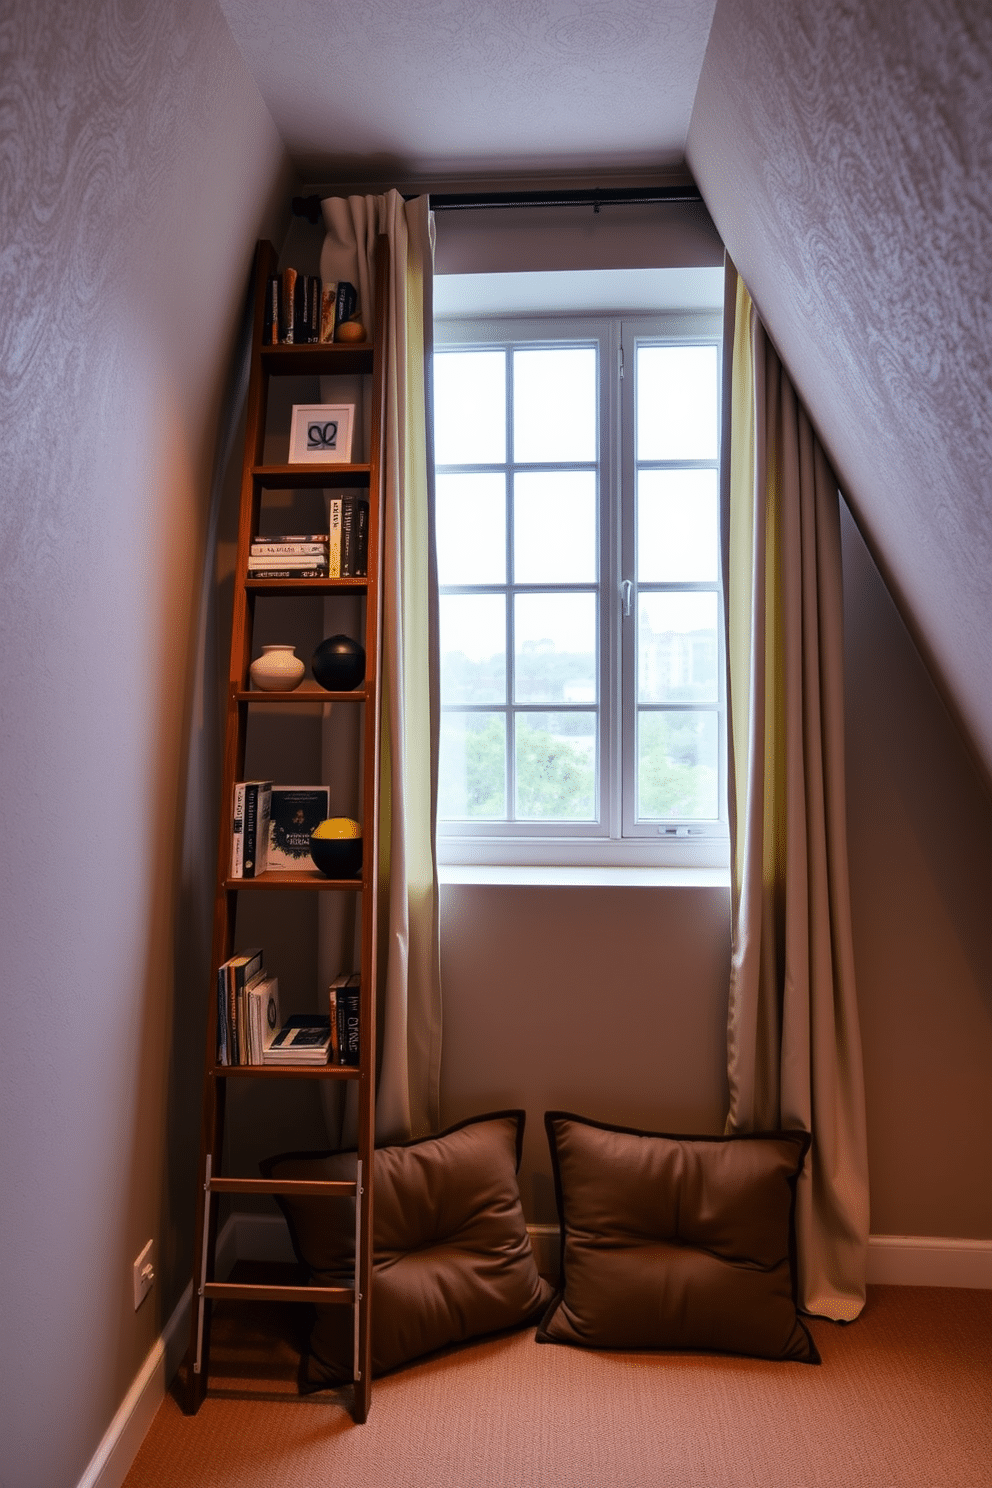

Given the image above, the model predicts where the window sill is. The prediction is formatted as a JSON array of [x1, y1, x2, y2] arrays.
[[437, 863, 731, 888]]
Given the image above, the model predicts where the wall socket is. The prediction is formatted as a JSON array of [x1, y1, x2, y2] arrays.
[[133, 1240, 155, 1310]]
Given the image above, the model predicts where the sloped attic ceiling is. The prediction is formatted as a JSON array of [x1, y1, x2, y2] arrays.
[[216, 0, 718, 180], [687, 0, 992, 782]]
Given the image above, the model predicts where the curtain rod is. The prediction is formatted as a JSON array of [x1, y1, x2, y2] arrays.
[[292, 185, 702, 223]]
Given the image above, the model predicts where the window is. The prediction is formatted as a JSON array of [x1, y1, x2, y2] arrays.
[[433, 292, 726, 868]]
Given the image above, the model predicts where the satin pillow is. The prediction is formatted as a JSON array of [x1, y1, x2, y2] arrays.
[[537, 1112, 819, 1364], [264, 1110, 552, 1388]]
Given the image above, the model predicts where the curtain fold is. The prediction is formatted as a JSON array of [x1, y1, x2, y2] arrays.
[[724, 265, 869, 1320], [320, 191, 442, 1144]]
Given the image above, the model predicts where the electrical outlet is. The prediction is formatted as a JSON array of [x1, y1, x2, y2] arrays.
[[133, 1240, 155, 1310]]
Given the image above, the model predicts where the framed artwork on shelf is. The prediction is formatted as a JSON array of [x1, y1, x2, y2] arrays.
[[289, 402, 355, 464]]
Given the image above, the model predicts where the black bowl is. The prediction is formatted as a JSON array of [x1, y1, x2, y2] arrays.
[[309, 832, 363, 879], [312, 634, 365, 692]]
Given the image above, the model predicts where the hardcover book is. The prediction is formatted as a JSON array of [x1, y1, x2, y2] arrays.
[[267, 786, 330, 871], [247, 974, 282, 1065], [328, 498, 342, 577], [336, 973, 361, 1066], [335, 280, 358, 331], [264, 275, 281, 345], [341, 497, 369, 577], [246, 568, 328, 580], [243, 782, 272, 877], [250, 540, 328, 557], [305, 275, 321, 343], [247, 552, 328, 569], [280, 267, 298, 343], [218, 948, 263, 1066], [319, 282, 337, 343]]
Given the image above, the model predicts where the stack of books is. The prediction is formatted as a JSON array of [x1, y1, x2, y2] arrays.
[[264, 270, 359, 346], [248, 534, 328, 580], [216, 949, 282, 1067], [263, 1013, 332, 1066]]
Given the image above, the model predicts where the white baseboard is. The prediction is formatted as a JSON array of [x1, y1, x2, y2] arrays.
[[867, 1234, 992, 1288], [77, 1277, 193, 1488], [76, 1216, 239, 1488], [525, 1226, 992, 1291], [230, 1218, 992, 1292]]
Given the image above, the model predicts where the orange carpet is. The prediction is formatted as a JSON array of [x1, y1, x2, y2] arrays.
[[124, 1283, 992, 1487]]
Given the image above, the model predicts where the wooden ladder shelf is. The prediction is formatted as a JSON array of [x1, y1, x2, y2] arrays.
[[184, 236, 389, 1423]]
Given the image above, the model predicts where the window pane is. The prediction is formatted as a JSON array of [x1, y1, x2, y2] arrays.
[[638, 469, 718, 583], [637, 344, 718, 461], [515, 711, 596, 821], [434, 350, 505, 465], [513, 347, 596, 463], [638, 592, 718, 703], [514, 471, 596, 583], [436, 473, 506, 584], [439, 712, 506, 819], [638, 711, 719, 819], [440, 594, 506, 703], [515, 592, 597, 704]]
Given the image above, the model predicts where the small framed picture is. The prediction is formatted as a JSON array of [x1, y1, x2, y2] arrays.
[[289, 403, 355, 464]]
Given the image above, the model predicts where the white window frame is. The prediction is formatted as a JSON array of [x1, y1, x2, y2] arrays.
[[434, 309, 728, 870]]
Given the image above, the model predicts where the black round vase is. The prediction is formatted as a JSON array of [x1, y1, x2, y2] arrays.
[[311, 634, 366, 692]]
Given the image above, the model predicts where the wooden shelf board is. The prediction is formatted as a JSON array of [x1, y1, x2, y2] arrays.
[[245, 577, 369, 595], [212, 1062, 362, 1079], [236, 686, 367, 704], [252, 463, 372, 489], [224, 870, 363, 891], [260, 343, 373, 375]]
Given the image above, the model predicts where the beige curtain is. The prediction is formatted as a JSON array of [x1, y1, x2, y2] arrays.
[[724, 265, 869, 1320], [320, 191, 442, 1143]]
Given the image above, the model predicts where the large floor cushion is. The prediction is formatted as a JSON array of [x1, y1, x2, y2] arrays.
[[263, 1110, 552, 1387], [537, 1111, 819, 1364]]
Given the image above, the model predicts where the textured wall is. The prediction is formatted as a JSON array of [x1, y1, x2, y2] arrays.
[[0, 2, 290, 1485], [687, 0, 992, 780]]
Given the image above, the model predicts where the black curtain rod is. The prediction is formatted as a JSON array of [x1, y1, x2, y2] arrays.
[[292, 185, 701, 223]]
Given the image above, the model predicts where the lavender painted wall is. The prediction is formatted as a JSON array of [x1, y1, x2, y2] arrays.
[[0, 2, 291, 1483]]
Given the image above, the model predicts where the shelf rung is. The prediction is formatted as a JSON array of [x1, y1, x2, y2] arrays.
[[204, 1281, 354, 1306], [212, 1063, 362, 1080], [235, 687, 368, 703], [209, 1176, 356, 1197], [224, 870, 363, 890]]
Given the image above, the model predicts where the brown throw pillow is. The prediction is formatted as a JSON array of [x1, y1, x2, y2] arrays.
[[537, 1112, 819, 1364], [263, 1111, 552, 1388]]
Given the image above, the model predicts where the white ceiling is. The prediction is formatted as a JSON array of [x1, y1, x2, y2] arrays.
[[216, 0, 719, 181]]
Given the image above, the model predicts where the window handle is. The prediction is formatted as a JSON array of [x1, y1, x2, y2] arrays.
[[621, 579, 633, 618]]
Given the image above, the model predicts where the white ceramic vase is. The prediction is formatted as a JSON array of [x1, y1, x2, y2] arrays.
[[250, 644, 305, 692]]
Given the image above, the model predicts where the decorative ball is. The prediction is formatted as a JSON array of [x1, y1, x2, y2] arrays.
[[312, 634, 365, 692], [310, 818, 363, 878], [336, 320, 367, 343]]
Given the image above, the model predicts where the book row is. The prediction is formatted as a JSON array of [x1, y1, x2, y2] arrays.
[[248, 500, 369, 579], [265, 269, 360, 346], [216, 949, 360, 1068], [231, 785, 330, 878]]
